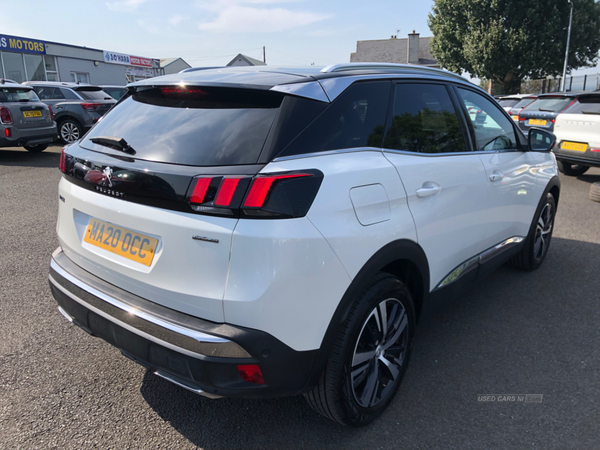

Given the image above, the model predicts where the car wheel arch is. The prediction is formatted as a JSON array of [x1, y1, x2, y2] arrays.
[[302, 239, 430, 392]]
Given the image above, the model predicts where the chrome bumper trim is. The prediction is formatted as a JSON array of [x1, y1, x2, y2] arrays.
[[153, 370, 223, 399], [49, 256, 251, 359]]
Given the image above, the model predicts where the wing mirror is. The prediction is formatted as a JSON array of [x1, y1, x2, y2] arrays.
[[528, 128, 556, 152]]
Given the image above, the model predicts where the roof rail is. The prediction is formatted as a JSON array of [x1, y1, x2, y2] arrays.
[[320, 63, 467, 82]]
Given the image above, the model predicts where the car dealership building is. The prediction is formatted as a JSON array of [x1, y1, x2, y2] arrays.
[[0, 33, 163, 86]]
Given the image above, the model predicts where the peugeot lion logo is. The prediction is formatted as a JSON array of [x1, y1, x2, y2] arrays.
[[102, 167, 113, 187]]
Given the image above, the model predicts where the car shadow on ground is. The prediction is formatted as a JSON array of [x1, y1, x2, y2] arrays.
[[0, 147, 61, 169], [575, 172, 600, 185], [139, 236, 600, 450]]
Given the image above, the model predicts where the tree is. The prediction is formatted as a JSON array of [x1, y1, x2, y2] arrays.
[[428, 0, 600, 94]]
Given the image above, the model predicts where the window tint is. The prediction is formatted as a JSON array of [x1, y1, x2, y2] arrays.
[[0, 88, 38, 102], [512, 97, 537, 109], [278, 81, 390, 157], [53, 88, 65, 100], [498, 99, 520, 108], [457, 88, 518, 151], [77, 89, 111, 101], [35, 87, 55, 100], [522, 97, 572, 113], [81, 86, 283, 166], [383, 83, 465, 153], [60, 88, 79, 100], [564, 96, 600, 114]]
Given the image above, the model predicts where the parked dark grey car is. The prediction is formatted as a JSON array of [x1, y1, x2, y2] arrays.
[[0, 79, 57, 152], [23, 82, 116, 144], [516, 93, 581, 135]]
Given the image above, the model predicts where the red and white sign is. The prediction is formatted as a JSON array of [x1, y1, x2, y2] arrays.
[[129, 56, 152, 67]]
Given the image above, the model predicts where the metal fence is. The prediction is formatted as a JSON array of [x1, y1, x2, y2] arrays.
[[521, 73, 600, 94]]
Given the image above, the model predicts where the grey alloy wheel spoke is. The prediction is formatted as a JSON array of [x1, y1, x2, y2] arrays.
[[378, 302, 388, 339], [379, 354, 400, 381], [352, 348, 376, 367], [351, 360, 370, 388], [360, 362, 380, 407], [383, 313, 407, 351]]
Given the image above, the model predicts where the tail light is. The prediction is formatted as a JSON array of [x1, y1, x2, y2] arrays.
[[81, 103, 103, 110], [0, 107, 13, 124], [59, 147, 66, 173], [518, 116, 526, 121], [48, 105, 55, 121], [186, 170, 323, 219], [590, 148, 600, 152]]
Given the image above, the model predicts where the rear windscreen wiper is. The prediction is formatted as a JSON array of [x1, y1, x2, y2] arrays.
[[582, 110, 600, 115], [90, 136, 136, 155], [538, 108, 556, 112]]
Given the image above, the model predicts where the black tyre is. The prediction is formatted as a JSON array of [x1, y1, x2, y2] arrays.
[[58, 119, 83, 144], [557, 161, 589, 176], [24, 144, 48, 152], [590, 182, 600, 203], [304, 273, 415, 426], [509, 193, 556, 270]]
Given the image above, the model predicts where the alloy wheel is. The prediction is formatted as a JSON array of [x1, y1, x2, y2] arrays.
[[61, 122, 80, 143], [534, 202, 553, 261], [350, 298, 409, 408]]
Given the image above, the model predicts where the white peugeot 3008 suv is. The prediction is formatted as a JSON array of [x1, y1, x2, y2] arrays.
[[49, 64, 560, 426]]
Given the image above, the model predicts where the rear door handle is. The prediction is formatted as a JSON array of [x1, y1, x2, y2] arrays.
[[489, 171, 504, 182], [416, 182, 441, 198]]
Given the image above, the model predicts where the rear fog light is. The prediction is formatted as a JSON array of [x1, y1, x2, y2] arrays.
[[238, 364, 265, 384]]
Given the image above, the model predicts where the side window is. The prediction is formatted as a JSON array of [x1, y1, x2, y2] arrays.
[[278, 81, 390, 157], [456, 88, 518, 151], [35, 87, 54, 100], [52, 88, 65, 100], [60, 88, 79, 100], [383, 83, 466, 154]]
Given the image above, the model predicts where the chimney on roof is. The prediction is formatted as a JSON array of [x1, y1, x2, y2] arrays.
[[407, 30, 419, 64]]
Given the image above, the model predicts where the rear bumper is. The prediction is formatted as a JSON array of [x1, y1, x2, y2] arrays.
[[553, 149, 600, 168], [48, 248, 319, 399], [0, 123, 57, 147]]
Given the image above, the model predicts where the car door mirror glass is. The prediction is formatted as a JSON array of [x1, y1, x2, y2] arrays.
[[528, 128, 555, 152]]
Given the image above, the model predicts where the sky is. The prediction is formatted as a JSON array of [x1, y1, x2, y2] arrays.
[[0, 0, 597, 77]]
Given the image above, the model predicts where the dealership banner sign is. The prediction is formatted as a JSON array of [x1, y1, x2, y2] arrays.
[[0, 34, 46, 55], [103, 51, 152, 67]]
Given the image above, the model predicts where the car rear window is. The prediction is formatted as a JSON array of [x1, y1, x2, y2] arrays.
[[498, 99, 520, 108], [522, 97, 573, 113], [81, 86, 284, 166], [512, 97, 537, 109], [76, 88, 112, 101], [0, 88, 39, 102], [564, 95, 600, 114]]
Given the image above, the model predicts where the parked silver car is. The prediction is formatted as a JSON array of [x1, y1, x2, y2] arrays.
[[0, 79, 57, 152]]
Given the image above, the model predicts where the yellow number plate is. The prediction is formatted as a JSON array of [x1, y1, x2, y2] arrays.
[[23, 110, 42, 118], [512, 115, 519, 121], [561, 141, 587, 152], [83, 218, 158, 266], [528, 119, 547, 126]]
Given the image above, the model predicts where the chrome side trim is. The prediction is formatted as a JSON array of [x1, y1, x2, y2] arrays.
[[154, 370, 223, 399], [478, 236, 525, 265], [50, 259, 229, 344], [272, 147, 382, 163], [384, 148, 522, 158], [270, 80, 330, 102], [436, 236, 525, 289], [58, 306, 74, 323]]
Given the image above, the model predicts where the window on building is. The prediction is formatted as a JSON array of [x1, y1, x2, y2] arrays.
[[24, 54, 46, 81], [70, 72, 89, 84], [1, 52, 26, 83], [383, 83, 466, 154], [44, 56, 58, 81]]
